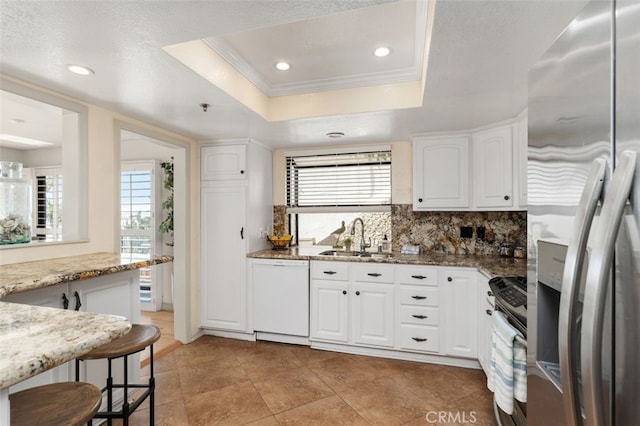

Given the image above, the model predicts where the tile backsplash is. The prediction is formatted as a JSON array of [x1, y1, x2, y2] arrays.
[[273, 204, 526, 256]]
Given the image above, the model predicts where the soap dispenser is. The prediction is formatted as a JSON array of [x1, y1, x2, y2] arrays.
[[381, 235, 390, 252]]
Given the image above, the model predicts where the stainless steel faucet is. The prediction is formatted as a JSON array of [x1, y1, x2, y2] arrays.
[[351, 217, 371, 254]]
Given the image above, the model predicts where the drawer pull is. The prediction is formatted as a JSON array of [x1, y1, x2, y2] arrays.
[[412, 337, 428, 342], [411, 275, 427, 279], [367, 273, 382, 277], [323, 271, 337, 275], [411, 295, 427, 300], [412, 314, 428, 319], [342, 290, 347, 295], [355, 291, 361, 296], [486, 309, 493, 316]]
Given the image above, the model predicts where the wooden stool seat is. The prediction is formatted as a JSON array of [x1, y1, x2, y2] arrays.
[[79, 324, 161, 360], [10, 382, 102, 426]]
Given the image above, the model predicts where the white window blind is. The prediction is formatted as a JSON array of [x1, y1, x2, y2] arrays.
[[286, 150, 391, 212], [34, 167, 63, 241]]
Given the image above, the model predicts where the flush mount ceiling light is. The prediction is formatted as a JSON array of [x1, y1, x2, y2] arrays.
[[275, 61, 291, 71], [374, 46, 391, 57], [67, 64, 95, 75], [325, 132, 345, 138]]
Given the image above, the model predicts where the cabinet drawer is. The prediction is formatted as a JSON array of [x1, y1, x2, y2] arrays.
[[352, 263, 394, 284], [311, 261, 350, 281], [399, 306, 439, 326], [396, 266, 438, 286], [399, 286, 439, 306], [399, 325, 440, 353]]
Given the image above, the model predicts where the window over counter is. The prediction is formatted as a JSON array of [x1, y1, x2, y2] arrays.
[[285, 147, 391, 249], [34, 167, 63, 241]]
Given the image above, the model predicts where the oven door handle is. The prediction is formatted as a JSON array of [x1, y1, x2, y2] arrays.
[[581, 151, 636, 426], [558, 158, 606, 426]]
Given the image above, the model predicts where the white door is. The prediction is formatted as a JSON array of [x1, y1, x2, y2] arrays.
[[473, 126, 514, 208], [351, 282, 394, 347], [413, 136, 470, 209], [201, 184, 248, 331], [310, 280, 349, 342], [441, 268, 478, 358]]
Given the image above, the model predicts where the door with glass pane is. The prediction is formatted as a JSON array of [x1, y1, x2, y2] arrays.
[[120, 161, 162, 311]]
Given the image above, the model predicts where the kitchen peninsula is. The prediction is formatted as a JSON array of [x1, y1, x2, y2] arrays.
[[0, 252, 173, 426]]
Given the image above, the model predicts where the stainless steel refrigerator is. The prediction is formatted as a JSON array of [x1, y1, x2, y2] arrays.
[[527, 0, 639, 425]]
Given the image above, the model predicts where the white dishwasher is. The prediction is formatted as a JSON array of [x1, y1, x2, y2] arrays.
[[251, 258, 310, 341]]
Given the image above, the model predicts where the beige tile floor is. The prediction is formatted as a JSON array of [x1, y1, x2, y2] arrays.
[[119, 313, 495, 426]]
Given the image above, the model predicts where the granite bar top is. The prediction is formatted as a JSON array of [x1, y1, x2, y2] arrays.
[[0, 302, 131, 389], [248, 247, 526, 278], [0, 252, 173, 298]]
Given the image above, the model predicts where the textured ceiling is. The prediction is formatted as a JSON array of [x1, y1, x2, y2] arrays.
[[0, 0, 588, 148]]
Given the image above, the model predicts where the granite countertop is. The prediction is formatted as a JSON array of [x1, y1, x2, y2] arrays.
[[0, 302, 131, 389], [0, 252, 173, 298], [248, 247, 526, 278]]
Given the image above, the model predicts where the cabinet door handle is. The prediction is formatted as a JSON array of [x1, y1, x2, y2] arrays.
[[418, 198, 423, 203], [487, 291, 493, 297], [411, 275, 427, 279], [73, 291, 82, 311], [240, 227, 244, 239], [412, 337, 428, 342], [486, 309, 493, 316], [411, 295, 427, 300], [342, 290, 347, 295], [355, 291, 361, 296], [323, 271, 337, 275], [367, 273, 381, 277], [504, 195, 510, 200], [447, 277, 453, 282], [240, 170, 245, 174], [412, 314, 428, 319], [62, 293, 69, 310]]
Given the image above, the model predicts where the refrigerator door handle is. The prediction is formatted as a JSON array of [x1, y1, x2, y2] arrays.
[[581, 150, 637, 426], [559, 158, 607, 426]]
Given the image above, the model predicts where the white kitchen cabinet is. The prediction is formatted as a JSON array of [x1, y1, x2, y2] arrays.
[[476, 272, 495, 375], [516, 114, 528, 207], [412, 135, 470, 210], [472, 125, 514, 208], [440, 268, 478, 359], [200, 140, 272, 335], [310, 261, 394, 348], [201, 144, 247, 181]]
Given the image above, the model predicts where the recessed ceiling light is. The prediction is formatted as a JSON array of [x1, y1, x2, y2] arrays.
[[275, 62, 291, 71], [326, 132, 345, 138], [10, 118, 25, 124], [67, 64, 95, 75], [374, 47, 391, 57]]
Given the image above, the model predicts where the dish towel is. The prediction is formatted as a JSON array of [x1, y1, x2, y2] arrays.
[[487, 311, 527, 414]]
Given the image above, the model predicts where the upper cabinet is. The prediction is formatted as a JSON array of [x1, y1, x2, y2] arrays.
[[413, 135, 470, 209], [201, 144, 247, 180], [412, 117, 526, 211], [472, 125, 514, 209]]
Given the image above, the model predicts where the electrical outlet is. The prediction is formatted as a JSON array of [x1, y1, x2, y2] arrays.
[[460, 226, 473, 239], [477, 226, 486, 240]]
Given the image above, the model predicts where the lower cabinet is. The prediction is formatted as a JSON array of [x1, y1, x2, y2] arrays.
[[4, 271, 141, 400], [477, 273, 495, 375], [310, 261, 480, 363]]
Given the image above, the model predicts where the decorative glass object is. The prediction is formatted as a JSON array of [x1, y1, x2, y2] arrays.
[[0, 161, 32, 245]]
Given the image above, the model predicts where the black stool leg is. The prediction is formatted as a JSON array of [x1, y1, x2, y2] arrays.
[[107, 359, 113, 426], [123, 355, 130, 426], [149, 344, 155, 426]]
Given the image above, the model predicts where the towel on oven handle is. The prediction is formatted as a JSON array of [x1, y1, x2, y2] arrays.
[[487, 311, 527, 414]]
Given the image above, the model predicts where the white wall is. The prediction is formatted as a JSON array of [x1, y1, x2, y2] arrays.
[[0, 147, 25, 163]]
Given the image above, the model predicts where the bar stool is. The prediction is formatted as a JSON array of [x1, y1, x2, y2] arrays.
[[10, 382, 102, 426], [75, 324, 161, 426]]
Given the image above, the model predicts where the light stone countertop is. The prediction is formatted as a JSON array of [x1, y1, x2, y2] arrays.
[[0, 302, 131, 389], [247, 246, 526, 278], [0, 252, 173, 298]]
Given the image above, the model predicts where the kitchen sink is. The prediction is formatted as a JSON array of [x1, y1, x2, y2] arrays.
[[318, 250, 394, 259]]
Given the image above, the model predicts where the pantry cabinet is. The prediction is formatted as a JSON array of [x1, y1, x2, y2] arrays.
[[412, 135, 470, 209], [200, 140, 272, 335]]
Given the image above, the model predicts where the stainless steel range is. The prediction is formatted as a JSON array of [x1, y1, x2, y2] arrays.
[[489, 275, 527, 426]]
